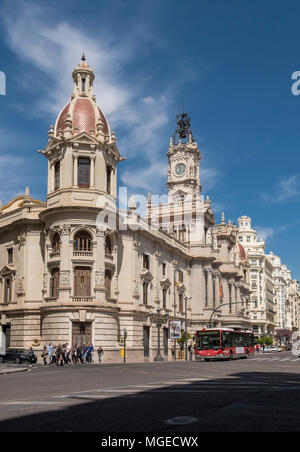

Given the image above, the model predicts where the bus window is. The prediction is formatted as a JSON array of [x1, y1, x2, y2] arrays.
[[222, 332, 233, 348], [197, 331, 220, 350], [238, 334, 244, 346]]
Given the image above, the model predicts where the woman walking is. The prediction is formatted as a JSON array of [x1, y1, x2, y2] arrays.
[[97, 346, 104, 363]]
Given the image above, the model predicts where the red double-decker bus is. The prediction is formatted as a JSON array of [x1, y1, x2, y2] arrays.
[[195, 328, 255, 361]]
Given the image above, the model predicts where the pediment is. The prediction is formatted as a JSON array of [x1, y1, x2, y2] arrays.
[[160, 277, 171, 288], [0, 265, 16, 278], [176, 282, 186, 294], [173, 190, 187, 201], [42, 137, 63, 154], [69, 132, 100, 145], [140, 269, 153, 282]]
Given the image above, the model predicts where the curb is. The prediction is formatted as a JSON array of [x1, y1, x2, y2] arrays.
[[0, 367, 30, 376]]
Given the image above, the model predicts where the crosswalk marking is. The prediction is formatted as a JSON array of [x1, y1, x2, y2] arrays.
[[252, 356, 299, 362]]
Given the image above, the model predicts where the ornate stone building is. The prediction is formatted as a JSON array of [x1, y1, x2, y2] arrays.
[[238, 216, 277, 338], [0, 56, 251, 361], [238, 216, 300, 339]]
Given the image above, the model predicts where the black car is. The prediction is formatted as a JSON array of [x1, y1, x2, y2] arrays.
[[0, 349, 37, 364]]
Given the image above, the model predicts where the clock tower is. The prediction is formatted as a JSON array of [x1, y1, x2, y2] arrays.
[[166, 113, 202, 201]]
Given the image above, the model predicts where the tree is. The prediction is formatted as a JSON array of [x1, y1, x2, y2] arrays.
[[275, 329, 292, 344], [255, 337, 273, 346], [177, 330, 192, 351]]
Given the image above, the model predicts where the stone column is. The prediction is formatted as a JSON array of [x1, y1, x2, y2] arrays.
[[48, 161, 52, 194], [213, 272, 220, 307], [205, 266, 214, 307], [43, 239, 51, 299], [74, 155, 78, 187], [17, 234, 26, 302], [95, 228, 106, 303], [230, 280, 236, 313], [90, 156, 95, 188], [235, 283, 241, 313], [153, 248, 160, 304], [59, 225, 71, 301], [222, 278, 229, 315], [199, 264, 206, 310]]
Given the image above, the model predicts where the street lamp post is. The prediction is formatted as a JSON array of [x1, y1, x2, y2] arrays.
[[184, 296, 192, 361], [123, 328, 127, 364], [208, 301, 250, 328], [149, 306, 169, 362]]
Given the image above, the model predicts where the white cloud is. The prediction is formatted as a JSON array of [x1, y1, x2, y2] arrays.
[[1, 1, 214, 197], [261, 175, 300, 204], [201, 167, 221, 192], [121, 161, 167, 192], [256, 227, 274, 242], [277, 175, 299, 201]]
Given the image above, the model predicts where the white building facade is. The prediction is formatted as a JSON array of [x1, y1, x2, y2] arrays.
[[238, 216, 300, 339], [238, 216, 277, 337]]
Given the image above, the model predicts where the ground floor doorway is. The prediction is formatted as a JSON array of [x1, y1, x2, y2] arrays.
[[72, 322, 92, 346], [143, 326, 150, 357]]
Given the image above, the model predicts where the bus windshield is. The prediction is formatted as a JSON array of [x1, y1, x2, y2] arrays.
[[196, 331, 220, 350]]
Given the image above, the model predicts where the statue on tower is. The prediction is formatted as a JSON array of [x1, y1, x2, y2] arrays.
[[173, 112, 195, 142]]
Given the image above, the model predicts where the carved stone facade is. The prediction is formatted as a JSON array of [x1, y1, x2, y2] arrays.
[[0, 57, 252, 362]]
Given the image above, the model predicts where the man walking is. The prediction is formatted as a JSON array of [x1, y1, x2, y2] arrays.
[[188, 343, 193, 361], [47, 343, 53, 362]]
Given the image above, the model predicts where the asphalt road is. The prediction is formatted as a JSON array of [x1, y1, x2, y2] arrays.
[[0, 352, 299, 432]]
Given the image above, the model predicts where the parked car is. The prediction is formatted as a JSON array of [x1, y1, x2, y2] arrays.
[[0, 349, 37, 364], [263, 346, 276, 353]]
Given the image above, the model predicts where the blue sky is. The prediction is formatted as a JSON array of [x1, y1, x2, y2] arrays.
[[0, 0, 300, 278]]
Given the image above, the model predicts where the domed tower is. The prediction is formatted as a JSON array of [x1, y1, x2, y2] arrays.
[[38, 56, 123, 307], [40, 54, 121, 210]]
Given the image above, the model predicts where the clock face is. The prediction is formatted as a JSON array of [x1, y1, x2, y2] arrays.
[[175, 163, 186, 177]]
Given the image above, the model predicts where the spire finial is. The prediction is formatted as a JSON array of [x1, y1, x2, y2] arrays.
[[82, 53, 86, 62]]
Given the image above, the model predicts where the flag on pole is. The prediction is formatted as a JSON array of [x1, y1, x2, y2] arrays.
[[219, 278, 223, 300]]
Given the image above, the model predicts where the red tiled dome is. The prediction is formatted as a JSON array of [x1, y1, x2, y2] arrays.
[[234, 242, 246, 261], [55, 97, 109, 137]]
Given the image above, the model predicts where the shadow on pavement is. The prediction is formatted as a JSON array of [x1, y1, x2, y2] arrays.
[[0, 371, 300, 432]]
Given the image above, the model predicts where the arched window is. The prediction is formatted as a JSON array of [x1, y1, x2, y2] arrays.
[[52, 232, 61, 253], [74, 231, 92, 252], [105, 236, 112, 255]]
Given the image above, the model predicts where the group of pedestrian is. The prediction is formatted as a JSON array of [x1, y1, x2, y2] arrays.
[[41, 343, 104, 366]]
